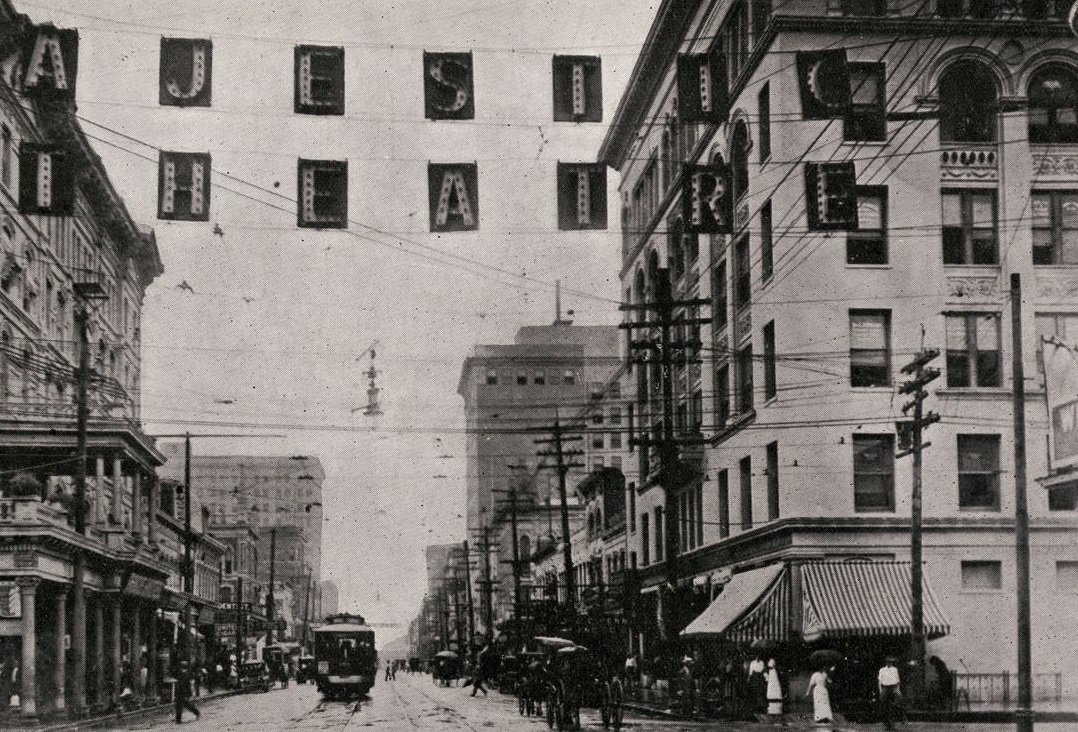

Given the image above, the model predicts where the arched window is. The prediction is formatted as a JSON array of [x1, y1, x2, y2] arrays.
[[1028, 65, 1078, 144], [940, 60, 998, 143], [731, 121, 750, 204]]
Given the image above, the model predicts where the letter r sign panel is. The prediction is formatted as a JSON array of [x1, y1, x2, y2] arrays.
[[160, 38, 212, 107], [424, 52, 475, 120], [428, 163, 479, 232]]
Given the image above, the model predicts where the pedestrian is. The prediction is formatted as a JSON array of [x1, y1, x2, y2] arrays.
[[470, 646, 489, 697], [747, 654, 767, 714], [623, 653, 639, 691], [765, 658, 783, 715], [385, 662, 393, 682], [805, 663, 832, 723], [678, 655, 696, 715], [174, 662, 200, 724], [878, 656, 903, 730]]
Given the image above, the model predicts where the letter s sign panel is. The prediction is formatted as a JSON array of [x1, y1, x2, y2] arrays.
[[424, 52, 475, 121]]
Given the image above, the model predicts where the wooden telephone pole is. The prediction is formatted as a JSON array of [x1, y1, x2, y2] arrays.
[[536, 414, 584, 613]]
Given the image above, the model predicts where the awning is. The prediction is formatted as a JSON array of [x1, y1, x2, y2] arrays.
[[681, 564, 784, 639], [801, 561, 949, 641]]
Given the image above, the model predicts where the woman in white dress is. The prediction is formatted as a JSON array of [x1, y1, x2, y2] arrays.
[[765, 659, 784, 714], [805, 666, 832, 723]]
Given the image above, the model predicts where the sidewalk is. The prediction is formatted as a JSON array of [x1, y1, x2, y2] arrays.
[[0, 687, 240, 732]]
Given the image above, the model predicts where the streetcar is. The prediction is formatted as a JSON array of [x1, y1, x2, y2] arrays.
[[312, 613, 378, 699]]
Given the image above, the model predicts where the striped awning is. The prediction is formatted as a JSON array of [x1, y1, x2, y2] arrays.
[[800, 561, 950, 641], [680, 564, 785, 639]]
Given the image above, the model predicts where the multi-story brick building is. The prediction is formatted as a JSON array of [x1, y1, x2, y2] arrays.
[[600, 0, 1078, 701]]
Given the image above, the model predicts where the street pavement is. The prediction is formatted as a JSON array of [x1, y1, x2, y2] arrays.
[[79, 672, 1078, 731]]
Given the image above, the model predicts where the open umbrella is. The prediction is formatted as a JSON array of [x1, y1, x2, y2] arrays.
[[434, 650, 460, 659], [809, 649, 845, 669], [533, 636, 575, 649], [556, 644, 589, 654], [750, 638, 780, 652]]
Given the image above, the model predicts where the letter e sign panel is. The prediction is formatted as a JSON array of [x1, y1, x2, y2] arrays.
[[424, 52, 475, 120], [428, 163, 479, 232], [160, 38, 212, 107], [158, 152, 211, 221], [557, 163, 607, 230], [298, 159, 348, 229], [295, 45, 344, 115]]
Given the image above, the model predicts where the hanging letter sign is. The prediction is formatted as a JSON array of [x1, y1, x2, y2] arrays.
[[424, 52, 475, 121], [297, 159, 348, 229], [160, 38, 212, 107], [19, 143, 75, 215], [681, 163, 731, 234], [157, 152, 211, 221], [556, 163, 607, 230], [804, 161, 858, 231], [552, 56, 602, 122], [796, 49, 851, 120], [295, 45, 345, 115], [676, 52, 728, 124], [21, 24, 78, 99], [428, 163, 478, 232]]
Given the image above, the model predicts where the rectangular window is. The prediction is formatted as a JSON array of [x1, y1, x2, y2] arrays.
[[739, 456, 753, 530], [593, 433, 605, 449], [517, 371, 528, 385], [592, 457, 604, 472], [850, 310, 892, 387], [758, 82, 771, 162], [654, 506, 664, 561], [736, 344, 754, 414], [716, 364, 731, 431], [485, 369, 498, 385], [734, 235, 751, 312], [1031, 191, 1078, 265], [718, 469, 730, 538], [609, 381, 621, 399], [534, 369, 546, 385], [1057, 561, 1078, 592], [628, 483, 636, 532], [714, 258, 729, 330], [848, 186, 888, 265], [641, 512, 650, 565], [961, 560, 1002, 590], [760, 199, 773, 280], [946, 313, 1001, 387], [610, 407, 622, 424], [845, 62, 886, 141], [563, 369, 576, 385], [942, 190, 998, 265], [592, 410, 604, 425], [691, 389, 703, 430], [766, 440, 779, 520], [610, 431, 622, 449], [958, 434, 1001, 511], [611, 455, 621, 470], [763, 320, 776, 401], [854, 434, 895, 511]]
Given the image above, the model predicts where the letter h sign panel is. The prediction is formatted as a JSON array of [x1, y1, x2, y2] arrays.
[[158, 152, 211, 221]]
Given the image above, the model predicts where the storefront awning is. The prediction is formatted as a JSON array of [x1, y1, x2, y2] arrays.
[[801, 561, 949, 641], [681, 564, 784, 639]]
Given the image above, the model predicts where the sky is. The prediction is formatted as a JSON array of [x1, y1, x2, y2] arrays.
[[18, 0, 658, 634]]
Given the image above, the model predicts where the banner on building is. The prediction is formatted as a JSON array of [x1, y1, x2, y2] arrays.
[[159, 38, 212, 107], [297, 158, 348, 229], [552, 55, 602, 122], [681, 163, 731, 234], [677, 52, 728, 124], [796, 49, 851, 120], [158, 151, 211, 221], [19, 143, 75, 215], [556, 162, 606, 230], [804, 161, 858, 231], [295, 45, 345, 115], [21, 24, 78, 99], [1043, 337, 1078, 470], [428, 162, 478, 232], [423, 51, 474, 120]]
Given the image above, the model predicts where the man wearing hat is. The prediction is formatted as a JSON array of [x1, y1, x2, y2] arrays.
[[877, 656, 902, 729], [677, 655, 696, 716]]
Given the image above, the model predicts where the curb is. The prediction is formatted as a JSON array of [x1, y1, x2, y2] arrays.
[[22, 690, 242, 732]]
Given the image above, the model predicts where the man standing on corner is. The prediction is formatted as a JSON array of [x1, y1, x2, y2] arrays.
[[175, 661, 200, 724], [878, 656, 902, 730]]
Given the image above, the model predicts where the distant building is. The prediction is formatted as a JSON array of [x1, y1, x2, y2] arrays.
[[318, 579, 339, 618]]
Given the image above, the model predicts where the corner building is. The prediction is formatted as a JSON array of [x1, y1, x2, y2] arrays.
[[600, 0, 1078, 702]]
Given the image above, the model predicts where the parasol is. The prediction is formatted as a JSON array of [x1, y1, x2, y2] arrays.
[[809, 649, 845, 668], [750, 638, 780, 652], [434, 650, 460, 659], [533, 636, 575, 649], [556, 644, 589, 654]]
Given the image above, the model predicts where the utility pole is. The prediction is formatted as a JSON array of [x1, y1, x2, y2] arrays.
[[536, 413, 584, 614], [897, 344, 941, 705], [267, 526, 276, 646], [302, 567, 313, 653], [475, 526, 495, 643], [620, 268, 709, 642], [182, 433, 194, 669], [462, 540, 475, 645], [1011, 273, 1033, 732], [236, 575, 244, 663], [493, 485, 523, 618]]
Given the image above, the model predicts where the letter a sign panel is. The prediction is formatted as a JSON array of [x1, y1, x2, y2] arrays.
[[21, 25, 79, 99], [160, 38, 212, 107], [428, 163, 478, 232]]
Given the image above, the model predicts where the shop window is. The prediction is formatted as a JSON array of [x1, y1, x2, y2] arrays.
[[1031, 191, 1078, 265], [1029, 65, 1078, 144], [853, 434, 895, 511], [940, 60, 998, 143], [850, 310, 891, 387], [961, 560, 1002, 590], [848, 187, 888, 265], [942, 189, 997, 265], [957, 434, 1000, 510], [946, 313, 1001, 387]]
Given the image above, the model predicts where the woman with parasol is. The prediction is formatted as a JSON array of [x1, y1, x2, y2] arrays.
[[805, 649, 842, 724]]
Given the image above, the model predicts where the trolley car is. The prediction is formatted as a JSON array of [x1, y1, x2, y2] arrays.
[[312, 613, 378, 699]]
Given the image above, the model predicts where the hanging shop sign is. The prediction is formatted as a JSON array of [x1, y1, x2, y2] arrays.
[[158, 151, 211, 221], [556, 162, 607, 230], [424, 51, 474, 120], [22, 24, 78, 99], [428, 162, 478, 232], [159, 38, 212, 107]]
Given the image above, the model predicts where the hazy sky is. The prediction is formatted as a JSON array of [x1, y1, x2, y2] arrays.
[[20, 0, 657, 633]]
